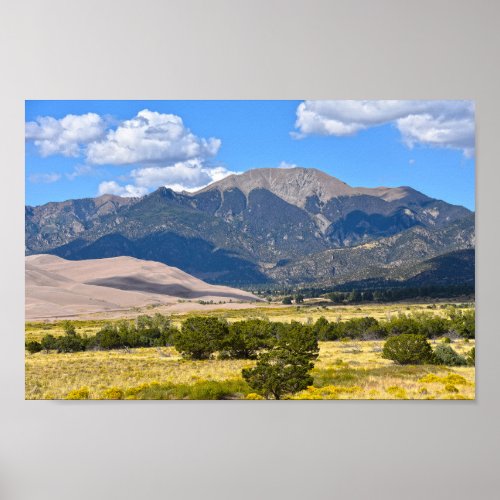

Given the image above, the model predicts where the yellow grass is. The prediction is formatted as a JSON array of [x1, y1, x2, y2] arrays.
[[25, 302, 475, 400], [25, 300, 473, 341], [25, 339, 475, 400]]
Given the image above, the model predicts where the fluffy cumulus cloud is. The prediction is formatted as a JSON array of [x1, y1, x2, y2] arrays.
[[130, 159, 234, 192], [86, 110, 221, 165], [98, 159, 235, 197], [27, 109, 226, 195], [25, 113, 106, 157], [97, 181, 148, 198], [293, 100, 475, 157]]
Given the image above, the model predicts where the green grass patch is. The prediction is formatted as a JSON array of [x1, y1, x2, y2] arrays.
[[122, 379, 251, 400]]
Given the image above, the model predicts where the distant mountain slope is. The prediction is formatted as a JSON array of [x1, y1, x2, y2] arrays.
[[325, 249, 475, 291], [26, 255, 260, 319], [266, 215, 475, 285], [25, 167, 474, 286]]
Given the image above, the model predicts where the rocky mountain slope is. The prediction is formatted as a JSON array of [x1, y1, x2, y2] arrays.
[[25, 167, 474, 286]]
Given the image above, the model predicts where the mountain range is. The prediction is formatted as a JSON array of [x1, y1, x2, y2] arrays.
[[25, 167, 475, 288]]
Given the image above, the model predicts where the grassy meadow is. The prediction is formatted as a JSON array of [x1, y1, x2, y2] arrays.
[[25, 301, 475, 400], [24, 300, 470, 341]]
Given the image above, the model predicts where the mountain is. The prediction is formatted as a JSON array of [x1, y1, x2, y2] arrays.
[[25, 167, 474, 287], [26, 254, 260, 320]]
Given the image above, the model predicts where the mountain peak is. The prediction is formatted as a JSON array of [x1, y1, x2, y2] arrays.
[[194, 167, 427, 208]]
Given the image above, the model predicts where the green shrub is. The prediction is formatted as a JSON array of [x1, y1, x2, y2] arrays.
[[340, 317, 383, 340], [242, 350, 314, 400], [433, 344, 467, 366], [25, 341, 42, 354], [467, 347, 475, 366], [274, 322, 319, 362], [41, 334, 58, 351], [442, 336, 451, 344], [294, 294, 304, 304], [95, 324, 123, 349], [221, 319, 275, 359], [56, 333, 85, 353], [174, 317, 228, 359], [448, 310, 475, 339], [382, 334, 434, 365], [242, 322, 319, 399], [383, 313, 450, 339], [313, 317, 331, 340]]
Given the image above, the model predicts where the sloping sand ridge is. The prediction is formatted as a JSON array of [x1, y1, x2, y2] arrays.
[[25, 255, 260, 320]]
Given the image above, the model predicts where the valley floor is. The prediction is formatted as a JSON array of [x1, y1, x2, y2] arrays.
[[25, 302, 475, 400], [25, 299, 472, 330]]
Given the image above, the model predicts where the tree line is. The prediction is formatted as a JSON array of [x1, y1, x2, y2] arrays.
[[324, 285, 474, 304], [257, 284, 474, 302], [25, 309, 475, 356]]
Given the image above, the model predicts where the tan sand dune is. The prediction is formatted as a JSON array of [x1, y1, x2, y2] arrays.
[[25, 255, 260, 320]]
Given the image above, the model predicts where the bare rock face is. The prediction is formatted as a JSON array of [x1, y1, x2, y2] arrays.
[[196, 168, 356, 208], [25, 167, 474, 286], [195, 167, 427, 208]]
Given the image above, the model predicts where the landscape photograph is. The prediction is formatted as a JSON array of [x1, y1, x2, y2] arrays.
[[25, 100, 476, 400]]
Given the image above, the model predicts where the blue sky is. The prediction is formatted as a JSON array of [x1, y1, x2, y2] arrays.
[[25, 100, 475, 209]]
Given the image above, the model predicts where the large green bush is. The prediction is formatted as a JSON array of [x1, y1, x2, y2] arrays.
[[341, 317, 383, 340], [433, 344, 467, 366], [274, 322, 319, 361], [56, 333, 86, 353], [25, 340, 42, 354], [174, 317, 228, 359], [242, 321, 319, 399], [449, 310, 475, 339], [382, 334, 434, 365], [95, 324, 123, 349], [40, 334, 58, 351], [242, 349, 314, 400], [220, 319, 275, 359], [312, 317, 332, 340]]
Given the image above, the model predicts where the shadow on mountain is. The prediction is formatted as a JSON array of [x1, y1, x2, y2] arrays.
[[47, 232, 268, 285]]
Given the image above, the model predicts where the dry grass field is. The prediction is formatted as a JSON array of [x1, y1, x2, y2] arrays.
[[25, 300, 471, 341], [25, 302, 475, 400]]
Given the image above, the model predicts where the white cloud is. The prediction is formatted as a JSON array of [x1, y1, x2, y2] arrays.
[[97, 159, 235, 198], [28, 172, 61, 184], [65, 164, 94, 181], [131, 159, 235, 192], [86, 109, 221, 165], [293, 100, 475, 156], [97, 181, 148, 198], [26, 113, 106, 157], [277, 161, 298, 169]]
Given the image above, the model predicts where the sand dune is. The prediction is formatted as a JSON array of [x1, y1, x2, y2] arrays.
[[25, 255, 260, 320]]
